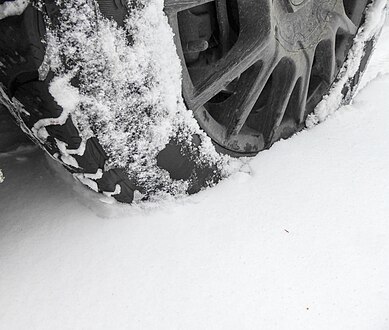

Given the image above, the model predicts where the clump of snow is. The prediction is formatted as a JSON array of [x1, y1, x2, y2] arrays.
[[0, 0, 29, 20], [31, 74, 81, 144], [0, 168, 4, 183], [35, 0, 232, 199], [306, 0, 387, 128]]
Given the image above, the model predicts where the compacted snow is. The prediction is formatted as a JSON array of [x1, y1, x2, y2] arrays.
[[1, 11, 389, 330]]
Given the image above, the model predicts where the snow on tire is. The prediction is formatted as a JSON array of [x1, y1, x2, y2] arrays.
[[0, 0, 227, 203], [0, 0, 30, 20]]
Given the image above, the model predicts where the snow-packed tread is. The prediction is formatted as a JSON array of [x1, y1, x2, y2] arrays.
[[342, 39, 375, 103], [0, 2, 136, 203]]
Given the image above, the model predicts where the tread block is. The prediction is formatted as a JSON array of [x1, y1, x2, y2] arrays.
[[46, 117, 82, 150], [14, 79, 63, 128], [74, 137, 107, 174], [157, 141, 195, 181], [96, 168, 136, 204]]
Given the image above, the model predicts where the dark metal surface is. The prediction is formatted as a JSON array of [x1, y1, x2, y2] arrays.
[[164, 0, 369, 155]]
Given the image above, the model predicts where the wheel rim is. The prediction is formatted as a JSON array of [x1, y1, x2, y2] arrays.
[[164, 0, 369, 155]]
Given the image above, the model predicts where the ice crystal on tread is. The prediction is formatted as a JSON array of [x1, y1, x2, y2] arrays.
[[39, 0, 230, 199]]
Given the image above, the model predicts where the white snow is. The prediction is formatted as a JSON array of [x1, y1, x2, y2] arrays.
[[0, 0, 29, 20], [0, 14, 389, 330]]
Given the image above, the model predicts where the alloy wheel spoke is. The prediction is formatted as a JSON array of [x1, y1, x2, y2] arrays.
[[314, 36, 337, 86], [236, 0, 271, 30], [215, 0, 230, 53], [295, 49, 314, 124], [328, 33, 338, 82], [223, 52, 280, 137], [331, 1, 358, 35], [167, 0, 367, 154], [171, 0, 273, 110], [164, 0, 213, 14], [261, 58, 298, 142], [297, 70, 313, 124], [191, 35, 274, 109]]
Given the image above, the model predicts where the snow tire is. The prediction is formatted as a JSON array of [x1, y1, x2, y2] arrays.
[[0, 1, 138, 203]]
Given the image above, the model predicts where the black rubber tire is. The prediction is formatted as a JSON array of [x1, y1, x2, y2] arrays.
[[0, 1, 137, 203], [0, 0, 219, 203]]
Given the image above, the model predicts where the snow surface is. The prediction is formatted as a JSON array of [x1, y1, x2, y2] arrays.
[[0, 15, 389, 330]]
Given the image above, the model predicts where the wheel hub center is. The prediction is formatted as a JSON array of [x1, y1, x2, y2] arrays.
[[275, 0, 337, 51]]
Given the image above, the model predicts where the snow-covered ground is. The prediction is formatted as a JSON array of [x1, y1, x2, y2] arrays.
[[1, 15, 389, 330]]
